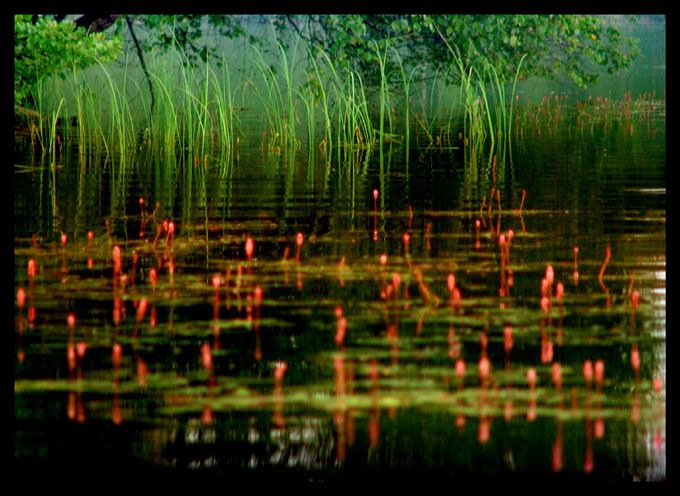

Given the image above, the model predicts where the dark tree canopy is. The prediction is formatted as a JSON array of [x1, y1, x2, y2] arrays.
[[15, 14, 641, 107]]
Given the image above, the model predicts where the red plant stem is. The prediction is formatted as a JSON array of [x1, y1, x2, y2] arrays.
[[488, 186, 495, 215], [598, 245, 611, 281], [627, 272, 636, 301]]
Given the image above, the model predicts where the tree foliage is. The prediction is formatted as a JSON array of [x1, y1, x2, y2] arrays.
[[268, 15, 640, 88], [14, 15, 122, 107], [14, 14, 640, 109], [126, 15, 247, 65]]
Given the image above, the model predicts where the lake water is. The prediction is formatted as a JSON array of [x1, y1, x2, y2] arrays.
[[13, 95, 665, 482]]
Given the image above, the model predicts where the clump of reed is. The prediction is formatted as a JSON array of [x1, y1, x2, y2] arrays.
[[18, 26, 542, 181], [435, 27, 526, 170], [510, 90, 664, 140], [574, 91, 663, 137], [512, 94, 569, 138], [248, 36, 300, 155]]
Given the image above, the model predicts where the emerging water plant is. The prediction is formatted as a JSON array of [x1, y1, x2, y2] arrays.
[[15, 15, 652, 192]]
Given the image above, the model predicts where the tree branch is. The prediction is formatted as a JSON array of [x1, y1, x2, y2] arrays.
[[74, 15, 121, 33], [125, 16, 155, 112]]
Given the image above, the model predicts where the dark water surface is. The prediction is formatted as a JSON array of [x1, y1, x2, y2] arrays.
[[14, 107, 665, 482]]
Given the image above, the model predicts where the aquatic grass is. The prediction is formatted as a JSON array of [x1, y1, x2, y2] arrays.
[[296, 83, 317, 162], [92, 56, 137, 167], [304, 45, 334, 156], [68, 64, 88, 166], [16, 26, 652, 201], [372, 39, 391, 145], [65, 65, 120, 166], [391, 47, 423, 156], [313, 47, 375, 159], [156, 32, 238, 169], [249, 46, 287, 150], [28, 77, 56, 157], [48, 98, 65, 169], [248, 34, 301, 155], [148, 66, 181, 162], [410, 67, 441, 145], [276, 35, 300, 152], [210, 54, 238, 172]]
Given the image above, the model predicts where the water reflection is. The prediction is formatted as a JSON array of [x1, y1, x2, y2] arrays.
[[14, 106, 664, 480]]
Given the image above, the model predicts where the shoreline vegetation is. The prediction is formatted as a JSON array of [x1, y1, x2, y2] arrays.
[[14, 15, 662, 176]]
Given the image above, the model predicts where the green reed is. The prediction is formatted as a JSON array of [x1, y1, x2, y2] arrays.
[[296, 83, 316, 158], [16, 26, 544, 186], [391, 47, 422, 152], [373, 40, 390, 145], [29, 76, 73, 160], [48, 98, 65, 169], [148, 65, 180, 162], [313, 48, 375, 162], [211, 54, 238, 171], [304, 46, 333, 156], [410, 65, 459, 146], [249, 35, 300, 154], [93, 55, 137, 167]]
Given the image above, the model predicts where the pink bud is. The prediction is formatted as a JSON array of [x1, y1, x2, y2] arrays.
[[504, 326, 513, 353], [527, 368, 537, 389], [545, 265, 554, 286], [76, 341, 87, 358], [583, 360, 593, 384], [335, 317, 347, 346], [201, 343, 213, 370], [274, 361, 287, 382], [447, 273, 456, 293], [17, 287, 26, 310], [112, 342, 122, 367], [632, 290, 639, 308], [478, 356, 491, 381], [631, 346, 640, 372], [392, 272, 401, 290], [136, 298, 148, 323], [653, 376, 663, 393], [541, 296, 550, 313], [552, 362, 562, 388], [113, 245, 121, 264], [456, 359, 466, 379], [594, 360, 604, 384], [245, 237, 254, 259]]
